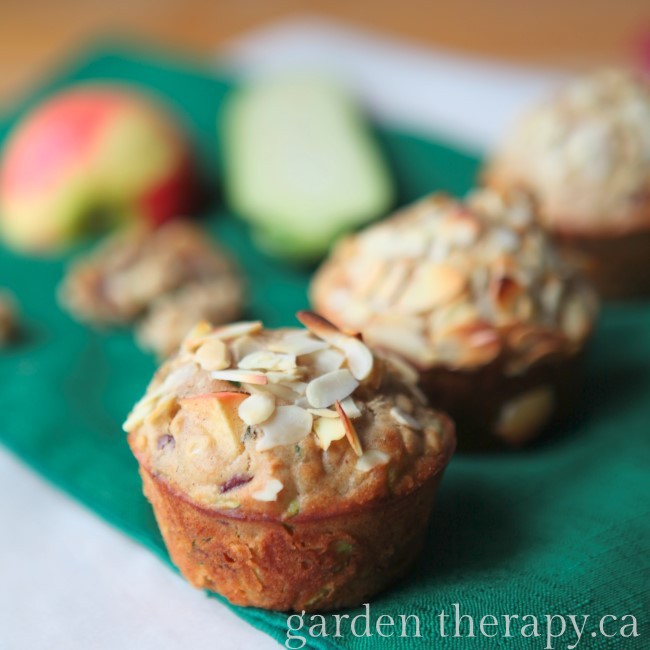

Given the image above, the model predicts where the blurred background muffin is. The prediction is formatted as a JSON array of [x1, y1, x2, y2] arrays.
[[311, 188, 598, 449], [486, 68, 650, 298]]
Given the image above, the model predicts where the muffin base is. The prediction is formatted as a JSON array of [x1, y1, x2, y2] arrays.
[[419, 352, 584, 451], [140, 464, 448, 611], [553, 228, 650, 300]]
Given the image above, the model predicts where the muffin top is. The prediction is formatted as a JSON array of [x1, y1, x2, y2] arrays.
[[488, 68, 650, 234], [124, 313, 454, 520], [311, 189, 597, 376]]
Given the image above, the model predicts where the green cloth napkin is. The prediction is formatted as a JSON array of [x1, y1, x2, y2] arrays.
[[0, 45, 648, 650]]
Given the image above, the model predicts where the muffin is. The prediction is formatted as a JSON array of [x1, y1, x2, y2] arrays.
[[59, 220, 243, 357], [486, 68, 650, 298], [124, 312, 455, 611], [311, 189, 598, 449]]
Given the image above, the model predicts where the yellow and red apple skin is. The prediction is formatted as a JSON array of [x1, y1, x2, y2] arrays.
[[178, 391, 248, 460], [0, 85, 197, 253]]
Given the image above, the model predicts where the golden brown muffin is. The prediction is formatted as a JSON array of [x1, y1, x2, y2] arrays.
[[124, 313, 455, 611], [311, 189, 598, 449], [58, 220, 243, 357], [486, 68, 650, 298]]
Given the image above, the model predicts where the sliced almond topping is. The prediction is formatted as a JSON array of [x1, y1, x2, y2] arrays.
[[390, 406, 423, 430], [231, 335, 262, 362], [335, 400, 363, 456], [370, 260, 411, 307], [296, 311, 344, 342], [306, 369, 359, 408], [181, 320, 214, 352], [256, 405, 313, 451], [339, 397, 362, 419], [238, 393, 276, 425], [397, 262, 467, 314], [268, 333, 328, 356], [308, 407, 340, 418], [211, 369, 268, 385], [313, 417, 346, 450], [309, 348, 345, 375], [238, 351, 296, 372], [251, 382, 301, 402], [341, 337, 374, 381], [266, 370, 303, 384], [251, 478, 284, 502], [212, 321, 263, 340], [355, 449, 390, 472], [123, 395, 156, 432], [195, 338, 230, 371]]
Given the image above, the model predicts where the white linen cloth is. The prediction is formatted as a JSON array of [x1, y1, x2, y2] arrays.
[[0, 17, 567, 650]]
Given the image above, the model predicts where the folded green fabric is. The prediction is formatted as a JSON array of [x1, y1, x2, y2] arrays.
[[0, 46, 647, 650]]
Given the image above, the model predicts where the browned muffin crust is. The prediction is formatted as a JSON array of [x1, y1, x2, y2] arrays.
[[125, 314, 455, 610]]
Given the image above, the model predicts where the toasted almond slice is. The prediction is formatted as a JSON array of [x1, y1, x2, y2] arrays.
[[313, 417, 347, 450], [380, 351, 420, 384], [341, 337, 374, 381], [250, 382, 301, 402], [251, 478, 284, 502], [339, 397, 362, 419], [369, 261, 410, 307], [211, 369, 268, 385], [256, 405, 313, 451], [335, 400, 363, 456], [231, 335, 262, 362], [431, 300, 481, 337], [181, 320, 214, 352], [268, 333, 328, 356], [239, 351, 296, 372], [212, 321, 263, 340], [306, 369, 359, 408], [390, 406, 423, 430], [296, 311, 343, 341], [123, 395, 156, 432], [195, 338, 231, 371], [356, 449, 390, 472], [265, 370, 303, 384], [397, 262, 467, 314], [238, 393, 276, 425], [308, 407, 340, 418], [308, 348, 345, 375]]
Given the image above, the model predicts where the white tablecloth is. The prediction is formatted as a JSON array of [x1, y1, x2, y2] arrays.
[[0, 18, 566, 650]]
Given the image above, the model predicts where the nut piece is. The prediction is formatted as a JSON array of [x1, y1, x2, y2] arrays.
[[390, 407, 422, 430], [195, 338, 230, 371], [398, 262, 467, 314], [211, 369, 268, 385], [257, 405, 313, 451], [306, 369, 359, 408], [238, 392, 276, 425], [356, 449, 390, 472], [495, 386, 555, 445], [335, 400, 363, 456], [251, 478, 284, 502], [313, 417, 346, 450]]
